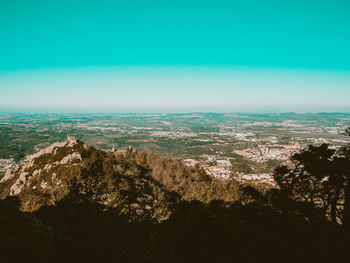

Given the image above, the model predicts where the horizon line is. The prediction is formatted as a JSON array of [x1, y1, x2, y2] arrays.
[[1, 110, 350, 115]]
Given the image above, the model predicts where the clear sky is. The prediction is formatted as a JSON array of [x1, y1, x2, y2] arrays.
[[0, 0, 349, 112]]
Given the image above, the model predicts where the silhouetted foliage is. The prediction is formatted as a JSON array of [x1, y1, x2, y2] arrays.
[[343, 126, 350, 136], [0, 197, 54, 263], [273, 128, 350, 225], [1, 195, 349, 263]]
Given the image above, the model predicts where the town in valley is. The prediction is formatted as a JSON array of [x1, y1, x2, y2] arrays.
[[1, 112, 350, 185]]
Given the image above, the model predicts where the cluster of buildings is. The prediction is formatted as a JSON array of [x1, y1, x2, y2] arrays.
[[213, 131, 256, 141], [233, 173, 275, 185], [150, 131, 197, 138], [183, 156, 276, 184], [182, 140, 303, 184], [204, 166, 232, 179], [233, 143, 302, 163], [183, 156, 233, 179]]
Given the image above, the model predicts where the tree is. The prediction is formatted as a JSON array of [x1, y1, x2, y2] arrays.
[[273, 127, 350, 225], [343, 127, 350, 136], [336, 129, 350, 225]]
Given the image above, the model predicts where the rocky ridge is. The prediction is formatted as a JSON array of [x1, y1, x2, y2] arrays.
[[0, 137, 245, 222], [0, 137, 178, 221]]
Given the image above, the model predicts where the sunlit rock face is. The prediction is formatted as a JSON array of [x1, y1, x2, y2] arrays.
[[0, 138, 174, 222], [0, 136, 236, 222]]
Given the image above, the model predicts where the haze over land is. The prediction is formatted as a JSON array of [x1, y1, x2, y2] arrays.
[[1, 67, 350, 113]]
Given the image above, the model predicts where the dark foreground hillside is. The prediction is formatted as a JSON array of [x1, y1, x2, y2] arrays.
[[1, 136, 350, 262], [1, 196, 349, 263]]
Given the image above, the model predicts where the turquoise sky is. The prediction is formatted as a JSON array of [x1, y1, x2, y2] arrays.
[[0, 0, 349, 112]]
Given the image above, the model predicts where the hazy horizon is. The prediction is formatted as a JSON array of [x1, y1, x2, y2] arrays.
[[1, 1, 349, 112]]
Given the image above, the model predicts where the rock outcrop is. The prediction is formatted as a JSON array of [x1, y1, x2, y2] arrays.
[[0, 137, 242, 222], [0, 137, 175, 221]]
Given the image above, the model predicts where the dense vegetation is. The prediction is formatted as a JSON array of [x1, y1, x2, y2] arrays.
[[1, 190, 349, 263], [1, 129, 350, 262]]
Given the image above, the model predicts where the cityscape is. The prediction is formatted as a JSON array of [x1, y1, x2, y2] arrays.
[[1, 112, 350, 185]]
